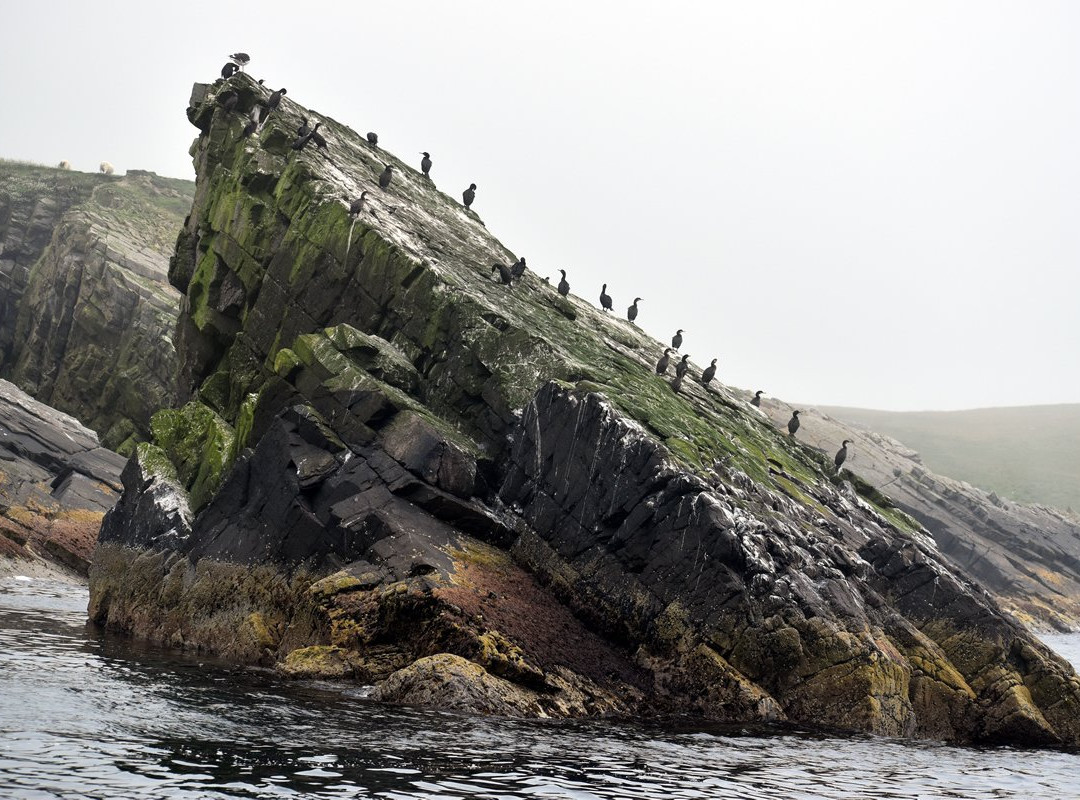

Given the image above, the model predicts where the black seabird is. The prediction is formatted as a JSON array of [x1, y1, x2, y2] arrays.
[[379, 164, 393, 189], [628, 297, 641, 324], [310, 126, 327, 150], [349, 191, 369, 217], [751, 390, 764, 407], [241, 119, 257, 138], [267, 88, 287, 111], [492, 263, 513, 285], [510, 257, 526, 279], [229, 52, 250, 70], [221, 62, 239, 79], [675, 354, 690, 379], [558, 270, 570, 296], [463, 183, 476, 210], [367, 132, 379, 146], [297, 118, 310, 137], [672, 329, 684, 350], [420, 152, 432, 177], [671, 374, 684, 394], [290, 122, 321, 151], [599, 284, 612, 311], [701, 359, 717, 385], [655, 348, 673, 375], [834, 440, 852, 470], [787, 411, 801, 436]]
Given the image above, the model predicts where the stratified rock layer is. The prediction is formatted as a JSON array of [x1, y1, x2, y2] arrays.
[[0, 163, 193, 452], [90, 73, 1080, 745]]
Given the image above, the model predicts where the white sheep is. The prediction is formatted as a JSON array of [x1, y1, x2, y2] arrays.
[[99, 161, 114, 175], [57, 160, 71, 170]]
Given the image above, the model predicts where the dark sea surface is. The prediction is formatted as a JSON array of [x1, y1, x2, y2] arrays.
[[2, 576, 1079, 799]]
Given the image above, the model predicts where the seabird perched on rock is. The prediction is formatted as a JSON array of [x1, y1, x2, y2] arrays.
[[241, 119, 257, 138], [599, 284, 612, 311], [492, 263, 513, 285], [655, 348, 673, 375], [834, 440, 852, 470], [510, 257, 526, 280], [751, 390, 764, 407], [558, 270, 570, 296], [787, 410, 801, 436], [367, 132, 379, 146], [672, 329, 684, 350], [675, 354, 690, 379], [267, 88, 287, 111], [628, 297, 641, 324], [349, 191, 369, 217], [290, 122, 321, 151], [229, 52, 250, 70], [379, 164, 393, 189], [701, 359, 717, 385], [671, 374, 684, 394], [297, 118, 310, 137], [221, 62, 239, 79], [463, 183, 476, 211], [310, 126, 327, 150], [420, 152, 432, 178]]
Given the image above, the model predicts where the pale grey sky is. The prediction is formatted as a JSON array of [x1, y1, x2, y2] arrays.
[[3, 1, 1078, 411]]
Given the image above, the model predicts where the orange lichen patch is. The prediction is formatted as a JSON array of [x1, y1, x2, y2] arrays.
[[437, 541, 648, 691]]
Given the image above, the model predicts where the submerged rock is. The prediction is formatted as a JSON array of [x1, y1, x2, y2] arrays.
[[89, 74, 1080, 746]]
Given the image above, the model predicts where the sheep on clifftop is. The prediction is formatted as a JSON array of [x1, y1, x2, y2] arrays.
[[57, 160, 71, 170], [99, 161, 114, 175]]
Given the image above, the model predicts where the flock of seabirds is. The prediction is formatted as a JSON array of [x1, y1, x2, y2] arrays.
[[217, 53, 855, 474]]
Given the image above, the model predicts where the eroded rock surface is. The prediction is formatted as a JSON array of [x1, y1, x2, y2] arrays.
[[89, 73, 1080, 745]]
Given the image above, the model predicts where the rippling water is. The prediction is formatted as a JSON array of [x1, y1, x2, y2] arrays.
[[2, 577, 1079, 799]]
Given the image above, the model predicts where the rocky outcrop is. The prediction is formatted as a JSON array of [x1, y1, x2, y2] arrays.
[[89, 73, 1080, 746], [756, 400, 1080, 631], [0, 379, 125, 576], [0, 163, 193, 452]]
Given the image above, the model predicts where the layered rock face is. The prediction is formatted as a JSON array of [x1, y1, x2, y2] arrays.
[[0, 379, 125, 576], [0, 163, 193, 452], [757, 401, 1080, 631], [90, 74, 1080, 745]]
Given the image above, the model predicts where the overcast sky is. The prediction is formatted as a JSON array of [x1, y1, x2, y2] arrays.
[[2, 1, 1078, 411]]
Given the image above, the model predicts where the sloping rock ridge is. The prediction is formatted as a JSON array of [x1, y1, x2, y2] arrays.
[[89, 73, 1080, 746], [0, 162, 194, 452], [0, 379, 125, 576], [757, 400, 1080, 632]]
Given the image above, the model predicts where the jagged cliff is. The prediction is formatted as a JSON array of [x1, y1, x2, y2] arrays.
[[756, 402, 1080, 632], [89, 74, 1080, 746], [0, 162, 193, 451]]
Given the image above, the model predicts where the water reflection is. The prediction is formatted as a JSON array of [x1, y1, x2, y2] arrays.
[[1, 577, 1078, 799]]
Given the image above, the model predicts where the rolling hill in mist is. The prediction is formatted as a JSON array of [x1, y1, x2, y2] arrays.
[[820, 404, 1080, 513]]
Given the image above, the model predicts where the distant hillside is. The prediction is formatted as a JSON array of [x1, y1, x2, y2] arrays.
[[819, 404, 1080, 512]]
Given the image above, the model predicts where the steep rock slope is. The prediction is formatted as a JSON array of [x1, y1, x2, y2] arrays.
[[0, 163, 193, 451], [90, 74, 1080, 745], [0, 379, 125, 577], [757, 400, 1080, 631]]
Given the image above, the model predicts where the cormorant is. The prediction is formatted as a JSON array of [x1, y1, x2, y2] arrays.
[[701, 359, 717, 385], [835, 440, 852, 470], [510, 257, 526, 279], [297, 118, 310, 137], [655, 348, 673, 375], [229, 52, 250, 70], [787, 411, 801, 437], [675, 354, 690, 379], [221, 62, 239, 79], [420, 152, 432, 177], [367, 132, 379, 146], [310, 126, 327, 150], [379, 164, 393, 189], [751, 390, 764, 407], [671, 374, 684, 394], [599, 284, 612, 311], [267, 88, 287, 111], [349, 191, 369, 217], [463, 183, 476, 210], [558, 270, 570, 296], [290, 122, 321, 151], [492, 263, 513, 285], [241, 119, 257, 138], [672, 329, 684, 350], [628, 297, 641, 324]]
